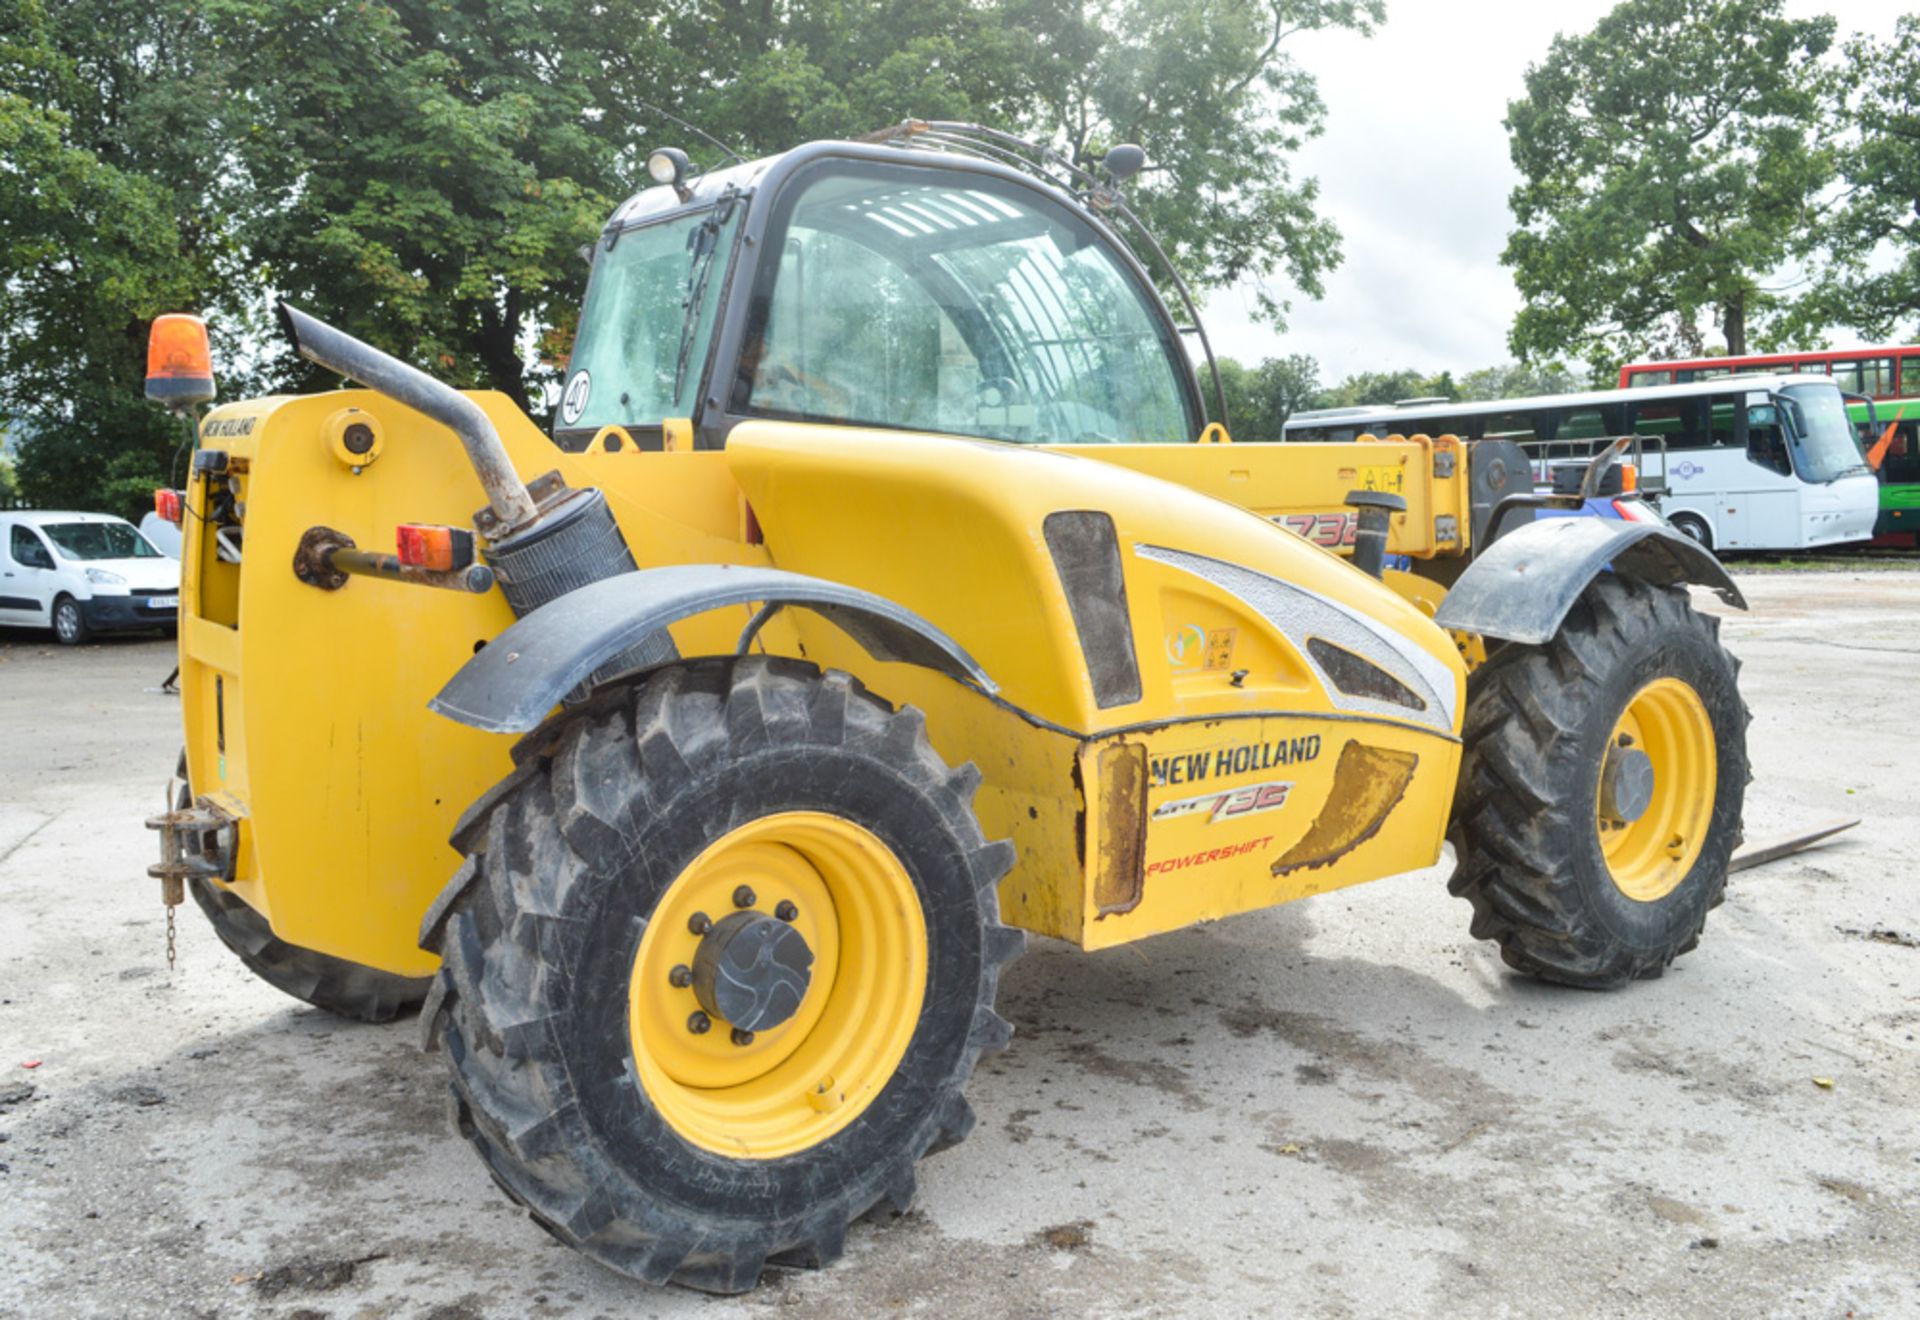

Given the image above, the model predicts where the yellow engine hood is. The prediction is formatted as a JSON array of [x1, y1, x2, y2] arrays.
[[724, 422, 1466, 739]]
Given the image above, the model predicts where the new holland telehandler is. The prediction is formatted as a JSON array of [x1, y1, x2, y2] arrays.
[[146, 122, 1749, 1292]]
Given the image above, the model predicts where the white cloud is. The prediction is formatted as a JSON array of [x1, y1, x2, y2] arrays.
[[1204, 0, 1895, 380]]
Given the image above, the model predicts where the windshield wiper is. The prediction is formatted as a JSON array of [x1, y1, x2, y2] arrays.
[[671, 188, 738, 402]]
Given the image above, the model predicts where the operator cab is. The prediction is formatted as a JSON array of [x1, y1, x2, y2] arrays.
[[554, 129, 1211, 453]]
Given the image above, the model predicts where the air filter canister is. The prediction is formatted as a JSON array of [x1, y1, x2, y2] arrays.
[[484, 486, 677, 694]]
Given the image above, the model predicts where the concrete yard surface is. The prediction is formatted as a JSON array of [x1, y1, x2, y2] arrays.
[[1, 569, 1916, 1318]]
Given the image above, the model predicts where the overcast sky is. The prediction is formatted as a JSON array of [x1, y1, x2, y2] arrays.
[[1199, 0, 1903, 381]]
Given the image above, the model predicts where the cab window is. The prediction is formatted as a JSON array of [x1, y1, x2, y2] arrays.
[[9, 525, 53, 569], [733, 164, 1197, 445]]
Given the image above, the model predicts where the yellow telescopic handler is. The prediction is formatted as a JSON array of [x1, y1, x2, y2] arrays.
[[144, 123, 1748, 1292]]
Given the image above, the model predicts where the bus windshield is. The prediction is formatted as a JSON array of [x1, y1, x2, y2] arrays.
[[1780, 384, 1872, 483]]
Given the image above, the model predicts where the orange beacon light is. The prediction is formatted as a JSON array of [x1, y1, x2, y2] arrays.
[[145, 313, 217, 407]]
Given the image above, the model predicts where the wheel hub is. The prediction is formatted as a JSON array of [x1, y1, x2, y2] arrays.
[[692, 911, 814, 1033], [1599, 745, 1655, 823]]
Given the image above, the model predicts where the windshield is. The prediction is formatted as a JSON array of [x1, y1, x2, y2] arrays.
[[1781, 383, 1873, 483], [43, 521, 160, 561], [733, 165, 1196, 445], [556, 203, 740, 445]]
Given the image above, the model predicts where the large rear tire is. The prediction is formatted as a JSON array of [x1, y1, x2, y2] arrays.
[[176, 754, 431, 1023], [420, 657, 1021, 1293], [1448, 575, 1747, 988]]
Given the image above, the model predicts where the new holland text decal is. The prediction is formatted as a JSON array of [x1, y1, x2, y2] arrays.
[[1148, 734, 1322, 789]]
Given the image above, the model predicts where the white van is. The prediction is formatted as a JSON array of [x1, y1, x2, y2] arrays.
[[0, 511, 181, 643]]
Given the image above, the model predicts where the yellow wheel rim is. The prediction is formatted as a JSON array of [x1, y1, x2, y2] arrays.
[[629, 812, 927, 1159], [1597, 677, 1716, 902]]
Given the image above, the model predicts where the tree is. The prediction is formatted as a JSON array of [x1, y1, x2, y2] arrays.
[[1787, 16, 1920, 341], [1312, 368, 1457, 410], [1455, 360, 1588, 400], [1502, 0, 1835, 374], [0, 0, 238, 516], [671, 0, 1385, 327], [2, 0, 1380, 512], [1213, 352, 1320, 439]]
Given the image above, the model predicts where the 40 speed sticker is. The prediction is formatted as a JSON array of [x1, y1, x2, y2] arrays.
[[1151, 779, 1292, 824]]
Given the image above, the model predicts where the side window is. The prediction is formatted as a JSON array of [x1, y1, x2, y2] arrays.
[[1743, 403, 1792, 476], [1885, 425, 1920, 484], [735, 167, 1196, 445], [1629, 369, 1672, 387], [1627, 401, 1702, 449], [9, 526, 52, 569], [1901, 356, 1920, 398], [1827, 358, 1894, 395]]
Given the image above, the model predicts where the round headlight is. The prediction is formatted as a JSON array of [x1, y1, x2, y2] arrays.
[[648, 147, 690, 186]]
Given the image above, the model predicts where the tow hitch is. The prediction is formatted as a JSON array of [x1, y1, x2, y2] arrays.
[[146, 776, 239, 967]]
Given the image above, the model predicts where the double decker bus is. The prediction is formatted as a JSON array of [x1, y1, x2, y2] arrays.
[[1283, 374, 1879, 553], [1620, 347, 1920, 544]]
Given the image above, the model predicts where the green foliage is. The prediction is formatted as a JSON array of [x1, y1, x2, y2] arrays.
[[1783, 16, 1920, 342], [1213, 353, 1321, 440], [1454, 360, 1590, 400], [1312, 368, 1456, 410], [1502, 0, 1835, 372], [0, 0, 234, 516], [1, 0, 1380, 513]]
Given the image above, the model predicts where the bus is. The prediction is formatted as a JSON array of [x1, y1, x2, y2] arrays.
[[1620, 347, 1920, 545], [1283, 374, 1879, 553]]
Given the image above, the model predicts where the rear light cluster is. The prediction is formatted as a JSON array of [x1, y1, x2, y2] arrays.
[[396, 524, 476, 572], [153, 488, 184, 524]]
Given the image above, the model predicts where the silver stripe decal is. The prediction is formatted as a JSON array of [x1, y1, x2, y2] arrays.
[[1134, 543, 1457, 732]]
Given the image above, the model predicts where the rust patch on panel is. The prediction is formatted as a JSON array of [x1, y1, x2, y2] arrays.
[[1271, 741, 1418, 875], [1091, 741, 1148, 918]]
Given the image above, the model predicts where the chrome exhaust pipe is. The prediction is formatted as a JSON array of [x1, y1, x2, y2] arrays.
[[278, 303, 540, 534]]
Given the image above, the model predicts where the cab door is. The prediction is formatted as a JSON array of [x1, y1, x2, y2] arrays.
[[0, 523, 56, 627]]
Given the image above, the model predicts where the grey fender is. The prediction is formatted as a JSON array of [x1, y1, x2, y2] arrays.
[[1431, 516, 1746, 646], [431, 564, 995, 733]]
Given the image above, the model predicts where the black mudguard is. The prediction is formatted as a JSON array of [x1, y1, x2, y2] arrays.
[[431, 564, 994, 733], [1431, 517, 1746, 646]]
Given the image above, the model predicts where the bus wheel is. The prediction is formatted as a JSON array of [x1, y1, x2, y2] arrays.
[[1668, 513, 1712, 550], [1448, 575, 1747, 989]]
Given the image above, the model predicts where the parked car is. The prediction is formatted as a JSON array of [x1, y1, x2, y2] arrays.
[[138, 510, 183, 558], [0, 510, 181, 643]]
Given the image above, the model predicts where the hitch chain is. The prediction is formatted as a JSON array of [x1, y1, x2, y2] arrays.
[[147, 776, 239, 971]]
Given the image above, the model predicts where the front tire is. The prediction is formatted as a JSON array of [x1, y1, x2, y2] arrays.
[[1448, 575, 1747, 988], [421, 658, 1021, 1293], [52, 595, 88, 645]]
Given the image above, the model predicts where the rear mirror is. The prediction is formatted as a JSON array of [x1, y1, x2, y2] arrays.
[[145, 313, 217, 408]]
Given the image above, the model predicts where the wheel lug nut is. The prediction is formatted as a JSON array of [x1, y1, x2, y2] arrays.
[[687, 1011, 712, 1035], [730, 1027, 756, 1047], [668, 964, 692, 988], [774, 900, 798, 922], [732, 885, 756, 909], [688, 911, 712, 935]]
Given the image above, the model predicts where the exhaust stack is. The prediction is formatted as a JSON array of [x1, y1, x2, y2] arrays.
[[277, 304, 676, 685], [279, 303, 541, 535]]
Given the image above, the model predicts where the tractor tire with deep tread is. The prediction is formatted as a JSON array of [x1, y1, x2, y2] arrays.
[[419, 656, 1022, 1293], [1448, 574, 1747, 988], [176, 756, 431, 1023]]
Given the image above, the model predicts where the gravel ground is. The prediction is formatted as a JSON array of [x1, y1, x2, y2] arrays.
[[1, 570, 1916, 1319]]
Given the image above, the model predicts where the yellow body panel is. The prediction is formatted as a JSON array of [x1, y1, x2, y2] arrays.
[[1073, 433, 1471, 560], [179, 399, 1468, 973]]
